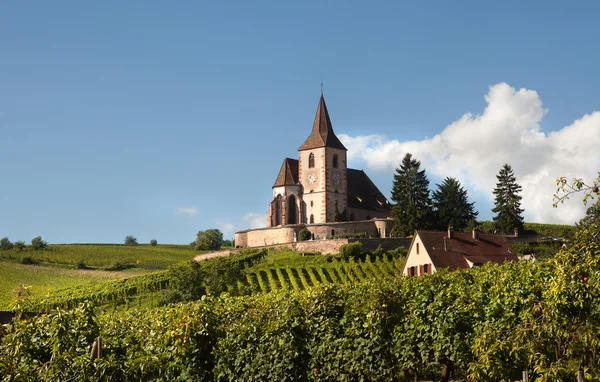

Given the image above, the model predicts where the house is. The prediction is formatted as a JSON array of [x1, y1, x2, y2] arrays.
[[402, 227, 517, 276]]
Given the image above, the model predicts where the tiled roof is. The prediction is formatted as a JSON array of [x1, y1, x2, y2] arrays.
[[272, 158, 299, 188], [417, 230, 517, 271], [299, 95, 347, 151], [347, 169, 391, 212]]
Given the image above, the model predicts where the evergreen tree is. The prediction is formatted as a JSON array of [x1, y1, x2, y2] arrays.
[[492, 164, 524, 233], [390, 153, 432, 236], [431, 177, 478, 231]]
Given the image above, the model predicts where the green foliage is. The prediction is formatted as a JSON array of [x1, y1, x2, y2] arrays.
[[124, 235, 138, 246], [0, 237, 13, 250], [14, 241, 25, 251], [196, 229, 224, 251], [523, 222, 575, 238], [222, 239, 233, 247], [391, 153, 433, 236], [20, 256, 38, 265], [333, 200, 348, 222], [297, 228, 312, 241], [338, 242, 363, 261], [492, 163, 525, 233], [31, 236, 47, 250], [150, 239, 158, 246], [432, 177, 478, 230]]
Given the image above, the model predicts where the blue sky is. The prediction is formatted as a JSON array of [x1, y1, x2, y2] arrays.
[[1, 1, 599, 244]]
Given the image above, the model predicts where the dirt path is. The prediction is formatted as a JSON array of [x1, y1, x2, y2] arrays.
[[193, 249, 239, 262]]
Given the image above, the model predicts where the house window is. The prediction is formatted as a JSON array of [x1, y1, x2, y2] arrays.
[[333, 154, 338, 168], [416, 243, 419, 254], [423, 264, 429, 274], [309, 153, 315, 168], [310, 214, 314, 224], [310, 201, 313, 207], [409, 266, 416, 276]]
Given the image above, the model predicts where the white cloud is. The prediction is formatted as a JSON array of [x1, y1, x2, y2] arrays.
[[174, 207, 197, 216], [243, 212, 266, 229], [217, 220, 236, 235], [339, 82, 600, 225]]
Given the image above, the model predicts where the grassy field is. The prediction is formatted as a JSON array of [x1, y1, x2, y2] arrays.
[[0, 243, 200, 309], [0, 244, 199, 270], [0, 262, 146, 309]]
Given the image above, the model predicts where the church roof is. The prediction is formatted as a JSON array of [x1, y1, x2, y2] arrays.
[[272, 158, 299, 188], [347, 169, 391, 212], [298, 95, 347, 151]]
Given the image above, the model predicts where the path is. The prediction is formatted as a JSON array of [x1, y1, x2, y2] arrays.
[[193, 249, 240, 262]]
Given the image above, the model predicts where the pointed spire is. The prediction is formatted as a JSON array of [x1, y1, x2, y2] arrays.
[[299, 94, 347, 151]]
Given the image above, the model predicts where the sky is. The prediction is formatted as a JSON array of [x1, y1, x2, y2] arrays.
[[1, 1, 599, 244]]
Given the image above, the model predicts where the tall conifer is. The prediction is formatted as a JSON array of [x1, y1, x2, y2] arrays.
[[432, 177, 478, 231], [391, 153, 432, 236], [492, 164, 524, 233]]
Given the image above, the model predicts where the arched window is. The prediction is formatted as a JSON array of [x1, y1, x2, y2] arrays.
[[333, 154, 338, 168], [350, 213, 355, 221], [308, 153, 315, 168], [309, 214, 314, 224], [287, 195, 297, 225]]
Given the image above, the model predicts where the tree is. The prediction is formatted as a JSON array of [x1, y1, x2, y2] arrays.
[[124, 235, 138, 245], [390, 153, 433, 236], [150, 239, 158, 246], [195, 229, 224, 251], [14, 241, 25, 251], [31, 236, 47, 250], [297, 228, 311, 241], [492, 164, 524, 234], [431, 177, 478, 231], [0, 237, 13, 250], [333, 201, 348, 222]]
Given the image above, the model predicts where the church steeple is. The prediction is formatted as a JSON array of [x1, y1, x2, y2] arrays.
[[298, 95, 347, 151]]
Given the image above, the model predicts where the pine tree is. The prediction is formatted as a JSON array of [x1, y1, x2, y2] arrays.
[[492, 164, 524, 233], [431, 177, 478, 231], [390, 153, 433, 236]]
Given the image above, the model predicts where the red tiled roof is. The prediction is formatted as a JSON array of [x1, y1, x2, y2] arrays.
[[299, 95, 347, 151], [417, 230, 517, 271], [272, 158, 299, 188]]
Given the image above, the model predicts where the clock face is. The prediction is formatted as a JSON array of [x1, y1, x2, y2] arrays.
[[307, 172, 317, 185], [332, 173, 341, 186]]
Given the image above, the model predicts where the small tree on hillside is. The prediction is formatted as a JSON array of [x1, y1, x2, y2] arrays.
[[492, 164, 524, 233], [150, 239, 158, 246], [124, 235, 138, 245], [432, 177, 479, 231], [334, 201, 348, 222], [0, 237, 13, 250], [14, 241, 25, 251], [391, 153, 433, 236], [195, 229, 224, 251], [31, 236, 47, 250]]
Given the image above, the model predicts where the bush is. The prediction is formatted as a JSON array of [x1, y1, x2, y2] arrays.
[[14, 241, 25, 251], [150, 239, 158, 246], [0, 237, 13, 250], [20, 256, 38, 265], [338, 242, 363, 261], [76, 261, 88, 270], [297, 228, 312, 241], [31, 236, 47, 250], [124, 235, 138, 246]]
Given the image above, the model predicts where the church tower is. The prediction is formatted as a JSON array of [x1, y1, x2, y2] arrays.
[[298, 94, 348, 224]]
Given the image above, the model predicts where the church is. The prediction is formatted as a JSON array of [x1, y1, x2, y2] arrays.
[[235, 94, 395, 249]]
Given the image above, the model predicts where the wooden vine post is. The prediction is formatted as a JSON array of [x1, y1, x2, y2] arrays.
[[90, 336, 103, 361]]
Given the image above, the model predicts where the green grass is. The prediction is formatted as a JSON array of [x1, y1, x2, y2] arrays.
[[0, 262, 142, 309], [0, 244, 199, 270]]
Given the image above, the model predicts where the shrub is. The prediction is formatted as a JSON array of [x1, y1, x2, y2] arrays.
[[124, 235, 138, 246], [14, 241, 25, 251], [76, 261, 88, 270], [0, 237, 13, 250], [150, 239, 158, 246], [20, 256, 38, 265], [338, 242, 363, 261], [31, 236, 47, 250], [297, 228, 312, 241]]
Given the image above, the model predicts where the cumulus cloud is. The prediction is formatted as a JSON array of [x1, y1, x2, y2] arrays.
[[217, 221, 236, 235], [174, 207, 197, 216], [339, 82, 600, 224], [243, 212, 266, 229]]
